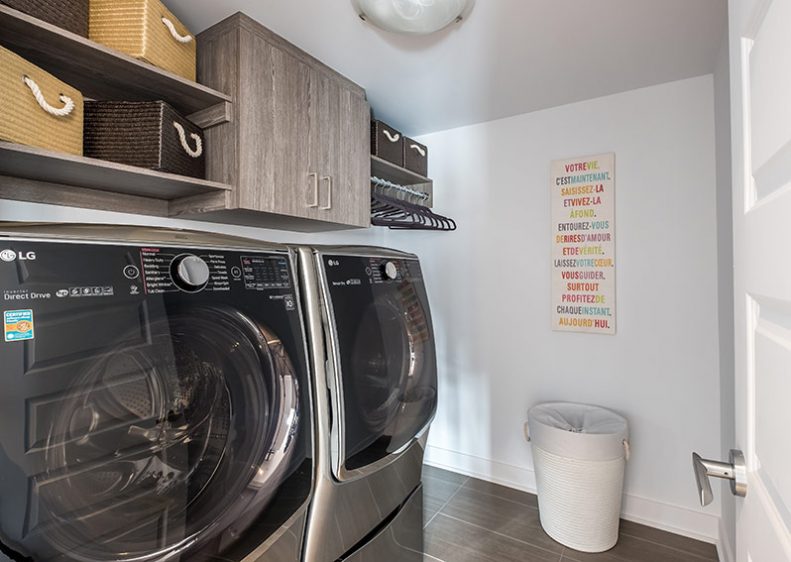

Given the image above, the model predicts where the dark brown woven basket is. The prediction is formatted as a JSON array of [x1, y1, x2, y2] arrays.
[[371, 120, 404, 166], [2, 0, 89, 37], [403, 137, 428, 177], [84, 101, 206, 179]]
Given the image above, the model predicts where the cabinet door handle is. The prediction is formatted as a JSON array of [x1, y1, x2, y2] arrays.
[[307, 172, 319, 208], [320, 175, 333, 210]]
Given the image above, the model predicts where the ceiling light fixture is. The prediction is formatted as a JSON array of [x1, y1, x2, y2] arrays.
[[352, 0, 475, 35]]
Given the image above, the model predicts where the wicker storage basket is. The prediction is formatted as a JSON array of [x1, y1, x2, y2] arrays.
[[403, 137, 428, 177], [526, 402, 629, 553], [84, 100, 205, 178], [0, 46, 83, 155], [1, 0, 89, 36], [371, 120, 404, 166], [89, 0, 196, 81]]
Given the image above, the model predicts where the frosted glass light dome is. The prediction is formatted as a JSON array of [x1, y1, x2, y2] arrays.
[[352, 0, 475, 35]]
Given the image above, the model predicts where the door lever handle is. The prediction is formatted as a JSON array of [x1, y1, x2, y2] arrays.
[[692, 449, 747, 506]]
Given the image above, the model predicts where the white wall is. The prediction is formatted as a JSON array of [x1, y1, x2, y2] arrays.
[[386, 75, 723, 541]]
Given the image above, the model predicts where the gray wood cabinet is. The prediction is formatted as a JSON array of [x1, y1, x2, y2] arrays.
[[173, 13, 371, 231]]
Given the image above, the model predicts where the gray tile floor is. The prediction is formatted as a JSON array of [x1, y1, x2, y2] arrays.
[[422, 466, 719, 562]]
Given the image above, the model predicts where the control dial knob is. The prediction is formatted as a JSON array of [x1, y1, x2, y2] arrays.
[[382, 261, 398, 280], [171, 254, 210, 292]]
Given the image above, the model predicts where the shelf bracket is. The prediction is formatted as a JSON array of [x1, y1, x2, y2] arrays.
[[187, 101, 232, 129]]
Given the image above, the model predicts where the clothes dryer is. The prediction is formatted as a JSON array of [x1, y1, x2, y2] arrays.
[[299, 246, 437, 562]]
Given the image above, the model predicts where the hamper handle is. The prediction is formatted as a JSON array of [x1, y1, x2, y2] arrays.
[[173, 122, 203, 158], [624, 439, 631, 461], [161, 17, 193, 43], [409, 144, 426, 157], [22, 76, 75, 118], [523, 421, 531, 442], [383, 130, 401, 143]]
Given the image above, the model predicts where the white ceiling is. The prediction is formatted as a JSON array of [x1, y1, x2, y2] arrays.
[[167, 0, 728, 136]]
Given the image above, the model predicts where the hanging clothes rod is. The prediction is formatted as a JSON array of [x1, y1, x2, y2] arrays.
[[371, 176, 430, 201], [371, 191, 456, 231]]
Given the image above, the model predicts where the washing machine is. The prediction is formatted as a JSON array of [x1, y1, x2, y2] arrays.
[[298, 246, 437, 562], [0, 224, 313, 562]]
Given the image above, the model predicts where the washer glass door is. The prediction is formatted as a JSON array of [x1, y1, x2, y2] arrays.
[[1, 304, 299, 562], [323, 255, 437, 472]]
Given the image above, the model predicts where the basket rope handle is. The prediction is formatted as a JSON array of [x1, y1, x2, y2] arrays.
[[382, 129, 400, 143], [22, 76, 75, 118], [409, 144, 426, 157], [161, 17, 193, 43], [173, 122, 203, 158]]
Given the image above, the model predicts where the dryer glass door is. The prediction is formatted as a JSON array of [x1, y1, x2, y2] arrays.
[[323, 255, 437, 472], [0, 242, 302, 562]]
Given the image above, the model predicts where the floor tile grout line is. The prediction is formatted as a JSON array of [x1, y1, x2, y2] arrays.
[[424, 476, 469, 529], [459, 479, 540, 511], [429, 535, 520, 562], [423, 471, 468, 488], [437, 512, 563, 558]]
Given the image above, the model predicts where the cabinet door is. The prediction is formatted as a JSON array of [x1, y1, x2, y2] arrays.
[[337, 89, 371, 228], [315, 86, 370, 228], [313, 71, 341, 220], [268, 46, 322, 220], [237, 32, 320, 220]]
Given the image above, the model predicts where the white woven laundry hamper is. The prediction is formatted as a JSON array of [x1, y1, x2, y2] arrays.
[[526, 402, 629, 553]]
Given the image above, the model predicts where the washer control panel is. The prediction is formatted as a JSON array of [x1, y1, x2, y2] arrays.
[[140, 248, 230, 294], [240, 255, 291, 290], [136, 248, 291, 294], [171, 254, 211, 293]]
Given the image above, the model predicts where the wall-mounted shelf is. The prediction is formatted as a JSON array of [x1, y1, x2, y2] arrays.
[[0, 5, 231, 126], [370, 155, 434, 207], [0, 142, 232, 201]]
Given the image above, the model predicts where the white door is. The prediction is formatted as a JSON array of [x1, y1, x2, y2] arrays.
[[729, 0, 791, 558]]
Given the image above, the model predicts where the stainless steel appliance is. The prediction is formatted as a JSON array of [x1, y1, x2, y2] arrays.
[[0, 224, 312, 562], [299, 246, 437, 562]]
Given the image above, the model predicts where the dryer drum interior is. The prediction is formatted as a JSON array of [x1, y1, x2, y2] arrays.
[[34, 306, 299, 562]]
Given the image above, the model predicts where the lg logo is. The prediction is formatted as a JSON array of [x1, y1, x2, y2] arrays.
[[0, 250, 36, 262]]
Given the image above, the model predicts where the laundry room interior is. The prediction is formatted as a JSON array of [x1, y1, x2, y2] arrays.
[[1, 0, 789, 561]]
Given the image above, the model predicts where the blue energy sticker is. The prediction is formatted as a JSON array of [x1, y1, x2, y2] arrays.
[[4, 309, 34, 342]]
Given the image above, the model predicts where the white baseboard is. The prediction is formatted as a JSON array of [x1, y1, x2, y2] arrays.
[[424, 445, 721, 547]]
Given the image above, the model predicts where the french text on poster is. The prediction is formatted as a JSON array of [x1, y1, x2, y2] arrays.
[[551, 153, 615, 334]]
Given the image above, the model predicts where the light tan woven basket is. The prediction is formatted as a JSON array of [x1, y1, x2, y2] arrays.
[[89, 0, 196, 81], [0, 46, 84, 155]]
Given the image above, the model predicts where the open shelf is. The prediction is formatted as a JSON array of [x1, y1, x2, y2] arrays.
[[0, 5, 231, 121], [371, 155, 431, 186], [0, 142, 232, 200], [370, 155, 434, 207]]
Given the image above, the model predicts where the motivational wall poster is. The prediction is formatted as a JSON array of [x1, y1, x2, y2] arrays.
[[551, 153, 616, 335]]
